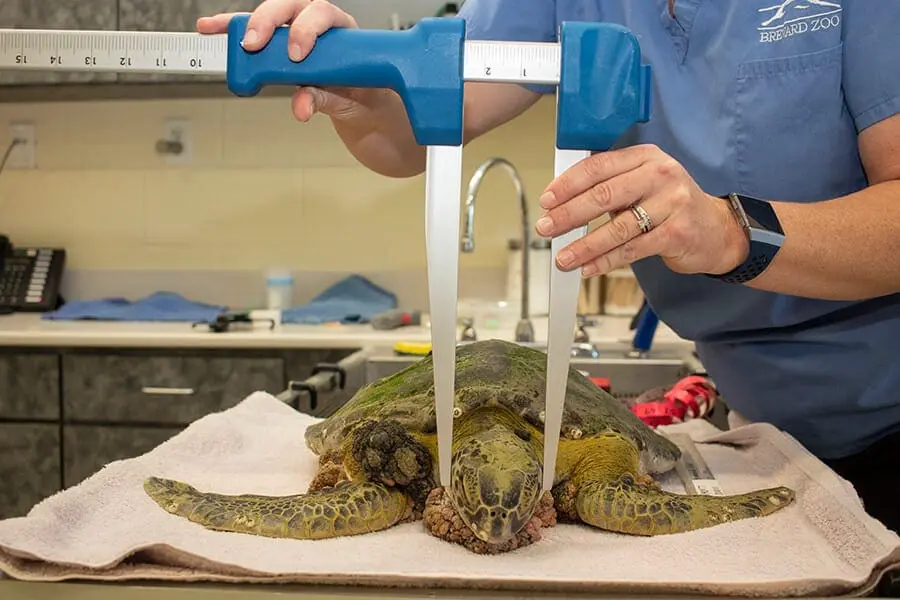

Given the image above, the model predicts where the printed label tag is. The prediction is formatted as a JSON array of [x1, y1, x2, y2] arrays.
[[692, 479, 726, 496]]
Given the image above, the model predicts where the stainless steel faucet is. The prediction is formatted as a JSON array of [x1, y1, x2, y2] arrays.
[[460, 157, 535, 343]]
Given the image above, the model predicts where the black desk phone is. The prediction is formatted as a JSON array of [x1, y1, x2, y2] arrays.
[[0, 234, 66, 313]]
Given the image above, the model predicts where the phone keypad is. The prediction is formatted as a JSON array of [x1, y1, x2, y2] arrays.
[[0, 258, 28, 304], [0, 248, 63, 310]]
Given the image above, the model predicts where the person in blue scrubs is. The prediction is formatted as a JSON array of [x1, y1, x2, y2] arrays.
[[198, 0, 900, 532]]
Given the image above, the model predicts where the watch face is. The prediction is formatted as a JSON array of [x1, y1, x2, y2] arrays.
[[735, 194, 784, 235]]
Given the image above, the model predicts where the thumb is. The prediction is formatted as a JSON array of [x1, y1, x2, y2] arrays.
[[291, 86, 325, 121], [307, 87, 332, 113], [293, 86, 361, 122]]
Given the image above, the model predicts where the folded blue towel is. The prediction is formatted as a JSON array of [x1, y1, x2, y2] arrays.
[[281, 275, 397, 325], [41, 291, 226, 322]]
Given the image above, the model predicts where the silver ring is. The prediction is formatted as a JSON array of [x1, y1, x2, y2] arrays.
[[630, 205, 653, 234]]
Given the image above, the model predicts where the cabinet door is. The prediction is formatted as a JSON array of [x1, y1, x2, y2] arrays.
[[62, 353, 285, 425], [0, 0, 118, 85], [63, 425, 181, 487], [117, 0, 260, 82], [0, 424, 61, 519], [0, 353, 60, 420]]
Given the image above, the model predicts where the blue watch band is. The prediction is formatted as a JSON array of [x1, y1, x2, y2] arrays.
[[712, 234, 782, 284], [707, 193, 785, 284]]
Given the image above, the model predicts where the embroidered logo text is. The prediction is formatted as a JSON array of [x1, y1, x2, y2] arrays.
[[757, 0, 842, 43]]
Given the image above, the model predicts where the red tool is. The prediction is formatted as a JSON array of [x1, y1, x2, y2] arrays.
[[590, 375, 718, 428], [630, 375, 717, 427]]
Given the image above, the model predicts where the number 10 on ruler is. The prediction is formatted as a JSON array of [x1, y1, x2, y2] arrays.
[[1, 31, 225, 74]]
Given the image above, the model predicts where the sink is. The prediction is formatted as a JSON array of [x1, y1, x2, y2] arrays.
[[364, 342, 700, 399], [278, 341, 703, 419]]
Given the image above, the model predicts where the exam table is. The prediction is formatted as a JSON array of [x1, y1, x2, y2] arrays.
[[2, 318, 898, 597]]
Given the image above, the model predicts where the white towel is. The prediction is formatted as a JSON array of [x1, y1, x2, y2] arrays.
[[0, 391, 898, 597]]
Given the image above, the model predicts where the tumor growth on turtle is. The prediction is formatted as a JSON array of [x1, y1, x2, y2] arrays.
[[144, 339, 795, 554]]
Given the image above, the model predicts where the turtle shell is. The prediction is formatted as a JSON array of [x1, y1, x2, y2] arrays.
[[304, 339, 680, 474]]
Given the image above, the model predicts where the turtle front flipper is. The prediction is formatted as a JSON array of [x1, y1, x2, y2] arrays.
[[144, 476, 413, 540], [575, 476, 794, 535], [560, 431, 795, 535]]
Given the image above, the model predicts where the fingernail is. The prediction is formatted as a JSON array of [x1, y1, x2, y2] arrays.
[[242, 28, 258, 46], [539, 191, 555, 208], [557, 250, 574, 268], [289, 42, 303, 61], [582, 263, 599, 277], [535, 216, 553, 235]]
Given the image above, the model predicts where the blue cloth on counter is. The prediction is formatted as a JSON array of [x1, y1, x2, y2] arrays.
[[41, 291, 226, 322], [281, 275, 397, 325]]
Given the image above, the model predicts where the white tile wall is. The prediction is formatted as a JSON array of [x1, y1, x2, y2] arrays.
[[0, 94, 560, 273]]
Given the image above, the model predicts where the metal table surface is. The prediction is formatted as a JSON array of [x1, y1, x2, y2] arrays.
[[3, 580, 891, 600]]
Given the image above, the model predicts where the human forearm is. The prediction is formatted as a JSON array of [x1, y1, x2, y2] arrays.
[[746, 181, 900, 300], [325, 82, 543, 178], [328, 88, 427, 178], [197, 4, 535, 179], [533, 136, 900, 303]]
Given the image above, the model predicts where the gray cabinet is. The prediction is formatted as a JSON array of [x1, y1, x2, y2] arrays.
[[117, 0, 260, 82], [62, 353, 284, 424], [0, 0, 118, 85], [0, 353, 60, 420], [0, 345, 356, 520], [62, 424, 181, 487], [0, 424, 60, 519]]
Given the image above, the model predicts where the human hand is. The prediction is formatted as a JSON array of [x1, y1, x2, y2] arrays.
[[196, 0, 387, 124], [534, 144, 749, 278]]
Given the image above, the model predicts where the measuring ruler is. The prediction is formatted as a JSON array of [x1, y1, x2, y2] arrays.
[[667, 433, 726, 496], [0, 15, 652, 494], [0, 28, 561, 82]]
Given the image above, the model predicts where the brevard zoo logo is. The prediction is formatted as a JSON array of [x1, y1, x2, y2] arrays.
[[757, 0, 842, 43]]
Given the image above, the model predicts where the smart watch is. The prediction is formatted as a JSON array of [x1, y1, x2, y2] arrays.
[[706, 193, 785, 284]]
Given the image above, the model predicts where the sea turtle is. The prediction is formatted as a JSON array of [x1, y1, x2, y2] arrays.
[[144, 339, 794, 554]]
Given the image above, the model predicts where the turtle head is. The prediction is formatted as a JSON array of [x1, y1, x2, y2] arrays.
[[304, 417, 347, 456], [449, 424, 542, 545]]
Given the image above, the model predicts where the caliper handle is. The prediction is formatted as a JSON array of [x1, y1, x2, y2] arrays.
[[557, 21, 652, 150], [225, 14, 465, 146]]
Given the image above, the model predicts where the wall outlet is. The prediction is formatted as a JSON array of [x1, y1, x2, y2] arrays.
[[8, 122, 36, 169], [161, 118, 192, 165]]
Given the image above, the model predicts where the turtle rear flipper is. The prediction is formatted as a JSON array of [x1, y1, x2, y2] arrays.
[[575, 476, 794, 535], [562, 431, 795, 535], [144, 476, 413, 540]]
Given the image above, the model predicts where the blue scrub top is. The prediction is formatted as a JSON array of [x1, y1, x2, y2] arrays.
[[457, 0, 900, 460]]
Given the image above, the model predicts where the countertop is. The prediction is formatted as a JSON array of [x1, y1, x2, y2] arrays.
[[0, 313, 689, 350]]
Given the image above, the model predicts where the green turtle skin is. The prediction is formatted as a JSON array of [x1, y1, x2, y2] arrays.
[[144, 339, 795, 550]]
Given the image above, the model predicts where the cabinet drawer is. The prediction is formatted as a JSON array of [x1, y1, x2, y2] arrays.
[[62, 354, 285, 424], [63, 424, 182, 488], [0, 353, 60, 420], [0, 424, 61, 519]]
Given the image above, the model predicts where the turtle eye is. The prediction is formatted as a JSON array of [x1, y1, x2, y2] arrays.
[[513, 428, 531, 442]]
